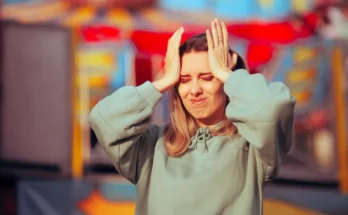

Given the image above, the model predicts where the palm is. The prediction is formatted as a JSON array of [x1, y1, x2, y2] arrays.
[[164, 52, 180, 82], [206, 19, 237, 82], [163, 27, 184, 83], [208, 49, 225, 76]]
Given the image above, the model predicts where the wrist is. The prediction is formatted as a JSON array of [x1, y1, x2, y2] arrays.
[[152, 76, 177, 93], [216, 69, 231, 83]]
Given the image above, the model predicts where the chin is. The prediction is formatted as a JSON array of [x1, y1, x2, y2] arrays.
[[189, 110, 211, 121]]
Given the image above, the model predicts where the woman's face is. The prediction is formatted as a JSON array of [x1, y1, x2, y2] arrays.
[[178, 51, 228, 127]]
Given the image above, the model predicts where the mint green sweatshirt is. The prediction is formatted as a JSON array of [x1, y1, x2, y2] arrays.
[[89, 69, 296, 215]]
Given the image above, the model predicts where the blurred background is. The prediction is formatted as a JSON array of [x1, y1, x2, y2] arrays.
[[0, 0, 348, 214]]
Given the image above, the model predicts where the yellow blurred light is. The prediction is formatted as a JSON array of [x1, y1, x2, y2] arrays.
[[293, 47, 317, 64], [107, 8, 134, 29], [75, 73, 111, 88], [259, 0, 274, 8], [287, 68, 317, 83], [78, 52, 115, 67], [264, 199, 323, 215], [140, 8, 181, 31], [292, 91, 312, 103], [78, 190, 135, 215], [292, 0, 308, 13], [62, 6, 95, 26], [88, 76, 111, 88]]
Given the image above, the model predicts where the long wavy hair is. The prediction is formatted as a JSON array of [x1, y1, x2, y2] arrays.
[[163, 33, 248, 157]]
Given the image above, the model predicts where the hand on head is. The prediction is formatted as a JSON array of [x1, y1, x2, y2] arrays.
[[206, 18, 237, 83], [153, 27, 184, 93], [154, 19, 237, 93], [162, 27, 185, 87]]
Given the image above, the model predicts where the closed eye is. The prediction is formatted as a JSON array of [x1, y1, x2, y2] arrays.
[[201, 75, 214, 81], [180, 77, 191, 83]]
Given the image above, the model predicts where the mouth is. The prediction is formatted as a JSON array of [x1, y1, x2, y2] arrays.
[[190, 98, 207, 105]]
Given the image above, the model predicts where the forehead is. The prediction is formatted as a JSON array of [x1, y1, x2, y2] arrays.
[[181, 52, 210, 75]]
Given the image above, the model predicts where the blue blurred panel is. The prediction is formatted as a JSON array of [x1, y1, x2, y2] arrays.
[[214, 0, 259, 21], [99, 182, 137, 201], [269, 38, 333, 118], [111, 51, 126, 90], [258, 0, 291, 20], [159, 0, 209, 13], [230, 38, 248, 60], [110, 43, 135, 90], [308, 40, 333, 108]]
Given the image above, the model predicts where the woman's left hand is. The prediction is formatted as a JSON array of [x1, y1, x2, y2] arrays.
[[206, 18, 237, 83]]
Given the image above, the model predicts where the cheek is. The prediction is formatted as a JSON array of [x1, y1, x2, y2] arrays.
[[204, 82, 224, 97], [178, 85, 189, 99]]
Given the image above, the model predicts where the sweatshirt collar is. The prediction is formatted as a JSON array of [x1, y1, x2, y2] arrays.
[[189, 127, 212, 153], [188, 119, 227, 153]]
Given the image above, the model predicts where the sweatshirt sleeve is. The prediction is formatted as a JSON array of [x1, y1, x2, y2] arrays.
[[224, 69, 296, 181], [89, 81, 163, 184]]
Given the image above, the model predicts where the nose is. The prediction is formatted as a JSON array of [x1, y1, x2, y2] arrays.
[[190, 80, 203, 96]]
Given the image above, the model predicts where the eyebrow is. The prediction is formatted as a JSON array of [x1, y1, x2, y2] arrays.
[[180, 72, 212, 77]]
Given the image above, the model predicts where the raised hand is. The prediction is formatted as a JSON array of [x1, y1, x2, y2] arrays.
[[153, 27, 184, 93], [206, 19, 237, 83], [163, 27, 184, 84]]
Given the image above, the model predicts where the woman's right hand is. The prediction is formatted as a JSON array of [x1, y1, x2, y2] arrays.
[[153, 27, 184, 93]]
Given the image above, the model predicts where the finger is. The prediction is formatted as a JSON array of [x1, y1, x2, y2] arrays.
[[220, 48, 226, 65], [221, 22, 229, 64], [174, 28, 184, 49], [211, 21, 218, 48], [229, 53, 238, 69], [232, 53, 238, 65], [168, 27, 182, 48], [170, 28, 184, 62], [167, 33, 176, 54], [215, 19, 223, 45], [206, 29, 214, 50], [221, 22, 228, 47], [167, 27, 183, 56], [227, 53, 232, 67]]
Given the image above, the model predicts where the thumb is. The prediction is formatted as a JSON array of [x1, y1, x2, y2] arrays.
[[228, 53, 238, 70]]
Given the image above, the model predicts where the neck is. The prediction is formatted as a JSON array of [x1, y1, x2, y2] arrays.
[[196, 115, 227, 129]]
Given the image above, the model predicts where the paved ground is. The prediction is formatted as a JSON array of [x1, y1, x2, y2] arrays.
[[1, 173, 347, 215]]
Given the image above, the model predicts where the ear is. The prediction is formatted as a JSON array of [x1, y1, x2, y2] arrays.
[[228, 53, 238, 70]]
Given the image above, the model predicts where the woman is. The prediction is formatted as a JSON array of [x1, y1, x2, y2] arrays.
[[89, 19, 296, 215]]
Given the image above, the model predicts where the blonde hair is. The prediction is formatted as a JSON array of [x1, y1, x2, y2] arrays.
[[163, 33, 247, 157]]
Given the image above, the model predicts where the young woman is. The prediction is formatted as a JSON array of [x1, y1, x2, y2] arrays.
[[89, 19, 296, 215]]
